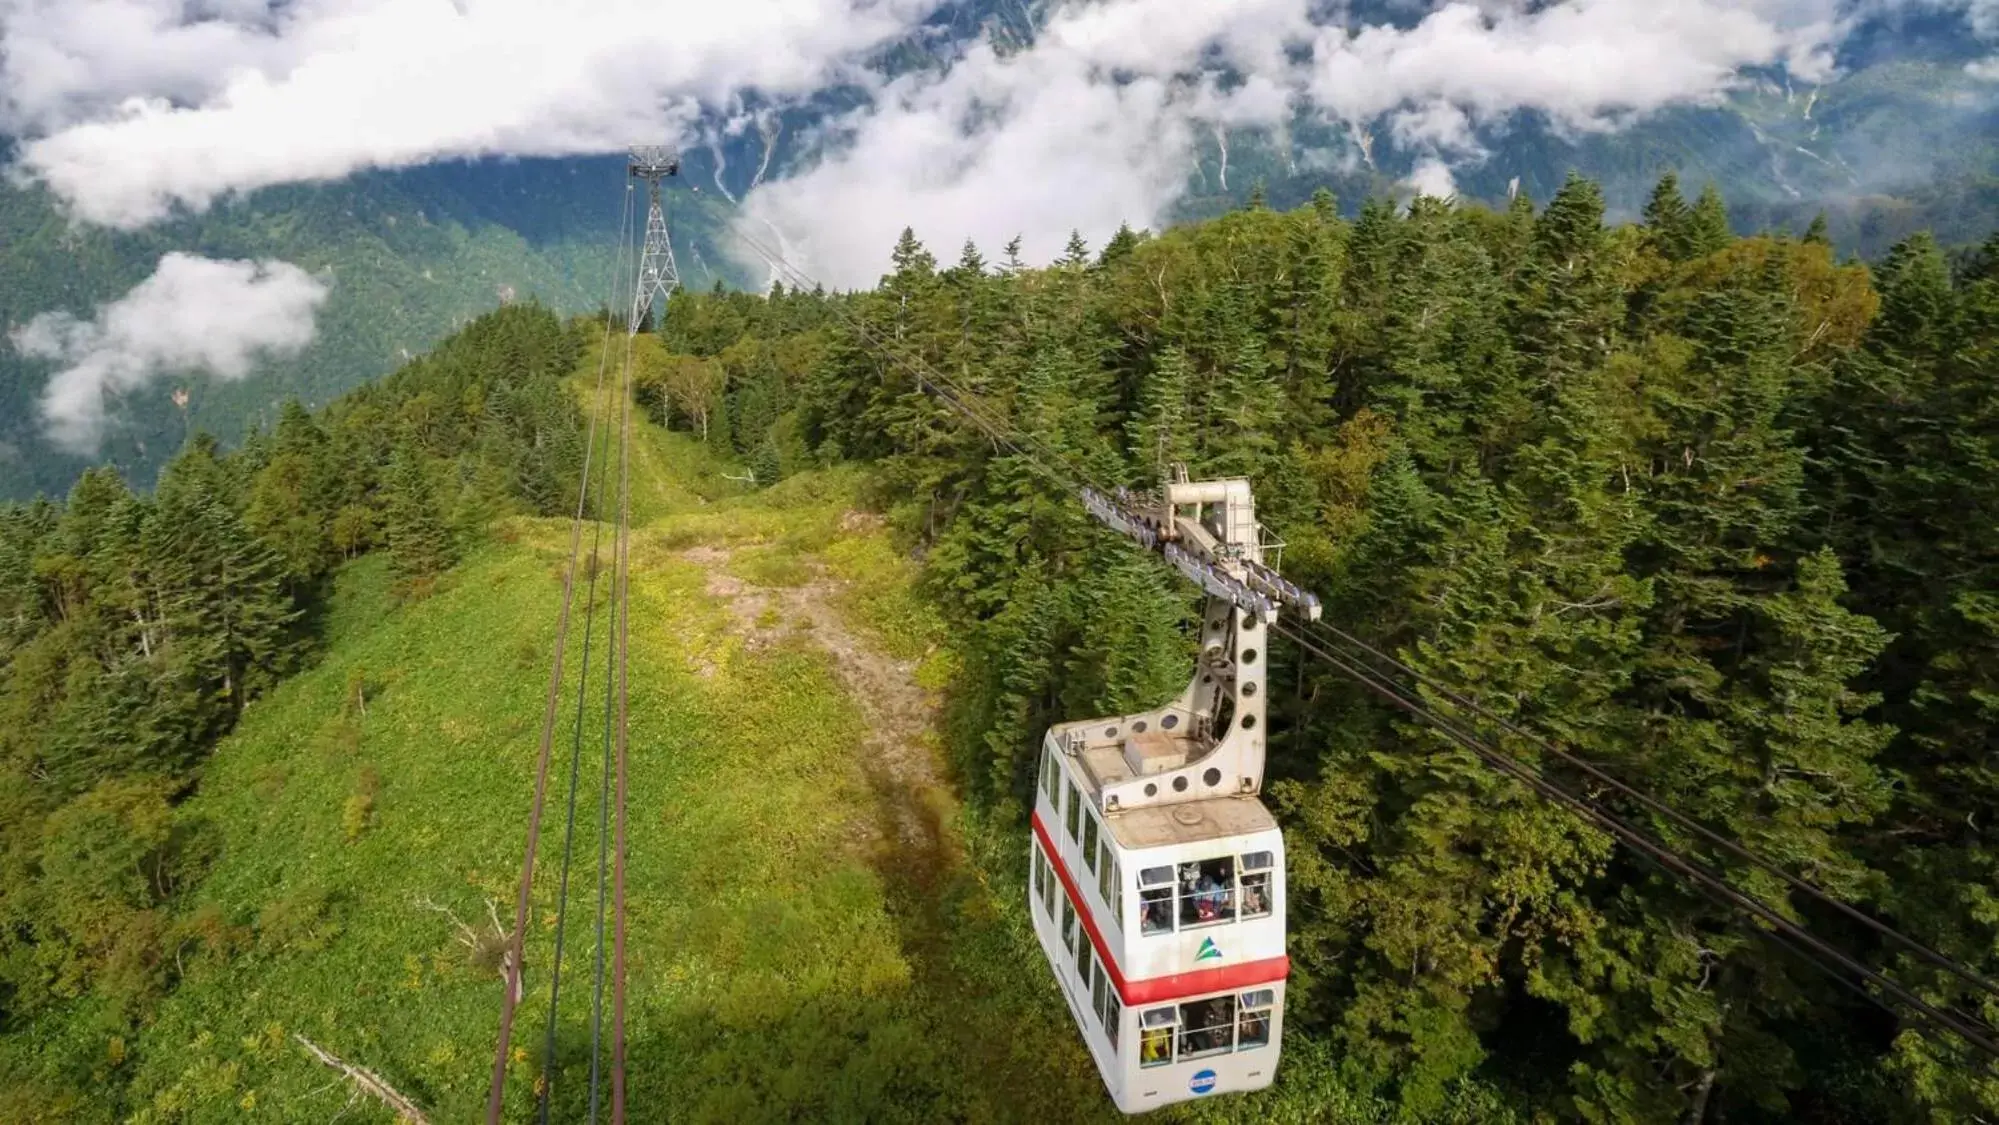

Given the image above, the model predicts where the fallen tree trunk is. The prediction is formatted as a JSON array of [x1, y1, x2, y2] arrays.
[[293, 1033, 430, 1124]]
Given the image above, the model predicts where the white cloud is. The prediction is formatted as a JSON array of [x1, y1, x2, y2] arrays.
[[1969, 0, 1999, 35], [734, 0, 1853, 287], [736, 0, 1301, 288], [1300, 1, 1835, 131], [1407, 155, 1459, 199], [9, 252, 329, 453], [0, 0, 1896, 289], [3, 0, 939, 227]]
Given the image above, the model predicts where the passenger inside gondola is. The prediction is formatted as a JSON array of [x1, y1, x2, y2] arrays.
[[1140, 866, 1176, 934], [1179, 995, 1236, 1057], [1180, 858, 1236, 927], [1140, 1026, 1172, 1067], [1241, 880, 1268, 918], [1238, 1010, 1271, 1050]]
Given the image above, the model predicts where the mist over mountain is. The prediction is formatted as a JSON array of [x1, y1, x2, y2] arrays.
[[3, 0, 1996, 501]]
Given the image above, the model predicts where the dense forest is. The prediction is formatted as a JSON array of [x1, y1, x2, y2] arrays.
[[0, 304, 583, 1106], [2, 170, 1995, 1122], [639, 175, 1998, 1123]]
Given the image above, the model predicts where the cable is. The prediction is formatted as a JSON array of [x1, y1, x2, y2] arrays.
[[1297, 613, 1999, 1007], [587, 341, 619, 1124], [537, 342, 617, 1123], [588, 174, 646, 1125], [1273, 620, 1999, 1064], [487, 167, 636, 1125], [609, 179, 641, 1125]]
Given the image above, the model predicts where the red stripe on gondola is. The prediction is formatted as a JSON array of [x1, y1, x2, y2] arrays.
[[1031, 811, 1289, 1008]]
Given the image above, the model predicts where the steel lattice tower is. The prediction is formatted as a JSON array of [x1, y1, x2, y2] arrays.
[[627, 145, 681, 335]]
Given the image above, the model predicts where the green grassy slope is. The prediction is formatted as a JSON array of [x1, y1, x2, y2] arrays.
[[0, 333, 1510, 1124], [8, 362, 1112, 1121]]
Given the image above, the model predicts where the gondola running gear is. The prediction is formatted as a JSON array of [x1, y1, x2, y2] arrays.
[[1029, 470, 1310, 1114]]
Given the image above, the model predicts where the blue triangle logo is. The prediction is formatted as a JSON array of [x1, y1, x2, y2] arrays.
[[1196, 937, 1222, 962]]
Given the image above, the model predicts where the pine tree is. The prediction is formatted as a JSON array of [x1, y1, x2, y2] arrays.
[[148, 442, 298, 738], [1642, 171, 1692, 261], [380, 450, 455, 594], [750, 434, 783, 487], [952, 239, 986, 279], [1687, 182, 1732, 257], [1002, 234, 1024, 273], [1869, 231, 1956, 362], [888, 226, 936, 283], [1098, 223, 1141, 268], [1273, 208, 1343, 431], [245, 401, 336, 586], [1803, 211, 1831, 246], [1311, 186, 1338, 224], [1059, 230, 1091, 269], [1124, 347, 1193, 474], [1514, 173, 1616, 391]]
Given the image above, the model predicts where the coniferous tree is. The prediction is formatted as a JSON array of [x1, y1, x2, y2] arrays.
[[1124, 346, 1194, 474], [952, 239, 986, 279], [1059, 230, 1091, 269], [1001, 234, 1024, 273], [1098, 223, 1141, 268], [1688, 182, 1733, 257], [1643, 171, 1693, 261], [1311, 186, 1338, 224], [244, 400, 336, 586], [1515, 173, 1617, 390], [148, 440, 298, 740], [381, 449, 455, 593]]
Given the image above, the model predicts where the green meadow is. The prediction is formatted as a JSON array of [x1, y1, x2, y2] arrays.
[[7, 376, 1117, 1122]]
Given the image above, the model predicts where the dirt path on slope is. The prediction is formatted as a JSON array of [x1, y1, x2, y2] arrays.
[[678, 535, 1117, 1122], [681, 542, 944, 851]]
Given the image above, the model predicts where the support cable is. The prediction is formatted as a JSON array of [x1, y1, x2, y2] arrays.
[[1271, 620, 1999, 1065], [536, 380, 611, 1121], [587, 313, 621, 1123], [1297, 612, 1999, 1007], [610, 309, 636, 1125], [536, 289, 624, 1123], [486, 171, 636, 1125], [610, 161, 650, 1125], [589, 180, 644, 1125]]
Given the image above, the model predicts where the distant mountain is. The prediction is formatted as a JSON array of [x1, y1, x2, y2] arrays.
[[4, 0, 1995, 502], [0, 163, 731, 501]]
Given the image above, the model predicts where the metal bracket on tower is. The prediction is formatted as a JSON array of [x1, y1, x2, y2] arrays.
[[1080, 484, 1319, 619], [1242, 558, 1322, 620], [628, 144, 682, 336], [1161, 543, 1274, 616]]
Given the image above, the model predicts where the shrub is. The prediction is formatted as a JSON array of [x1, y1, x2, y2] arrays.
[[255, 885, 340, 954], [342, 766, 382, 843]]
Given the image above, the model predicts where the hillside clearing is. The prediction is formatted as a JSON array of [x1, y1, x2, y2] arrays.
[[41, 387, 1114, 1122]]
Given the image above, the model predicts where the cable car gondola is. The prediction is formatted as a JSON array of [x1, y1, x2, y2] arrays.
[[1029, 474, 1317, 1113]]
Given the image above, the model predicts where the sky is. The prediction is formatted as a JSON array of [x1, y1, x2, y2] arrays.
[[2, 0, 1995, 446]]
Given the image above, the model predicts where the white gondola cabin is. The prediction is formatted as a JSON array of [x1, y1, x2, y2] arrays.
[[1030, 475, 1310, 1114]]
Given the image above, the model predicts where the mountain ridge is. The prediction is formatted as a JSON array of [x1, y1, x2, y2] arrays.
[[4, 1, 1995, 502]]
